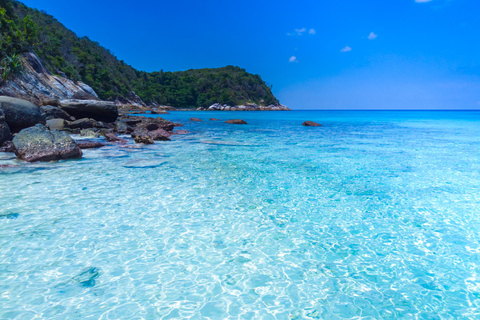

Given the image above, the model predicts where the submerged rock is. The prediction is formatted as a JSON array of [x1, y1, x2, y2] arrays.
[[302, 121, 322, 127], [104, 133, 127, 144], [123, 159, 167, 168], [190, 117, 202, 122], [73, 267, 101, 288], [225, 119, 247, 124], [59, 99, 118, 123], [0, 96, 45, 132], [0, 109, 11, 146], [12, 124, 82, 162], [76, 141, 105, 149], [209, 118, 221, 121]]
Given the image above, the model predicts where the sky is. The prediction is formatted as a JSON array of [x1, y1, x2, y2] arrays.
[[19, 0, 480, 110]]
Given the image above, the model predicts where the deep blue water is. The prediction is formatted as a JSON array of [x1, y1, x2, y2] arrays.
[[1, 110, 480, 319]]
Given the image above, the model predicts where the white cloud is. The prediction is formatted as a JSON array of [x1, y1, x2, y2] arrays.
[[289, 56, 298, 63], [368, 32, 377, 40], [415, 0, 432, 2], [340, 46, 352, 53], [295, 28, 306, 35], [309, 28, 316, 35]]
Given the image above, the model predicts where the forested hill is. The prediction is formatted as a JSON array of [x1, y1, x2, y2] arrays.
[[0, 0, 280, 108]]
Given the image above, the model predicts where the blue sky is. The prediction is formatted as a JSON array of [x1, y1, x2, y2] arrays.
[[20, 0, 480, 109]]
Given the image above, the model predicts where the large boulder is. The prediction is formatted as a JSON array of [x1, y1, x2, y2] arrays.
[[0, 109, 11, 146], [59, 99, 118, 123], [12, 124, 82, 162], [41, 105, 73, 120], [0, 96, 45, 132]]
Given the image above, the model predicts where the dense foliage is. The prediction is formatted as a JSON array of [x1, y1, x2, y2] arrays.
[[0, 0, 279, 108]]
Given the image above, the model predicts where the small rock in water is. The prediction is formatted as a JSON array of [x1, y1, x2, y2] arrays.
[[302, 121, 322, 127], [104, 133, 127, 144], [123, 159, 167, 168], [190, 118, 202, 122], [209, 118, 221, 121], [73, 267, 101, 288], [133, 135, 154, 144], [225, 119, 247, 124], [0, 213, 19, 219], [76, 141, 106, 149]]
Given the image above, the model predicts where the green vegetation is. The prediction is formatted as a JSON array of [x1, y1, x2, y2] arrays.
[[0, 0, 279, 108]]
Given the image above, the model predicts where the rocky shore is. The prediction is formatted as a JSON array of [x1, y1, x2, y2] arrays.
[[0, 95, 180, 162]]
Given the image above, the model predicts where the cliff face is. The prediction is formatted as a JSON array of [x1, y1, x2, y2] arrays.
[[0, 52, 98, 106]]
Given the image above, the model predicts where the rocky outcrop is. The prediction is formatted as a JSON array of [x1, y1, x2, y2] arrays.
[[302, 121, 322, 127], [225, 119, 248, 124], [0, 96, 45, 132], [0, 52, 98, 106], [12, 124, 82, 162], [0, 109, 11, 146], [71, 90, 100, 101], [59, 99, 118, 123], [41, 105, 73, 120], [202, 103, 290, 111]]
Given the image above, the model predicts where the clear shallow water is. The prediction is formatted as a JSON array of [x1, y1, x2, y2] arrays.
[[1, 110, 480, 319]]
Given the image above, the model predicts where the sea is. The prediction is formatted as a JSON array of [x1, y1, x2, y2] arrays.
[[1, 110, 480, 319]]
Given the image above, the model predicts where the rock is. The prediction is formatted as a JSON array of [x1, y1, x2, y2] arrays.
[[67, 118, 98, 130], [80, 129, 101, 137], [190, 117, 202, 122], [46, 118, 67, 131], [225, 119, 248, 124], [173, 130, 189, 135], [76, 141, 105, 149], [133, 134, 154, 144], [41, 98, 60, 107], [59, 99, 118, 123], [104, 133, 127, 144], [41, 105, 72, 120], [12, 124, 82, 162], [0, 96, 46, 132], [209, 118, 221, 121], [173, 123, 184, 127], [302, 121, 322, 127], [147, 128, 171, 141], [0, 141, 14, 153], [71, 90, 100, 101], [0, 109, 11, 146], [115, 121, 132, 134], [132, 128, 170, 141]]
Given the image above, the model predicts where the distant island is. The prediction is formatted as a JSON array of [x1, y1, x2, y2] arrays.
[[0, 0, 288, 111]]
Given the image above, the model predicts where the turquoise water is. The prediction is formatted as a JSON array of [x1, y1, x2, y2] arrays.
[[1, 110, 480, 319]]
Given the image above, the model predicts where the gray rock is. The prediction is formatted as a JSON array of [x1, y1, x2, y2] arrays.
[[13, 124, 82, 162], [71, 91, 100, 101], [67, 118, 98, 129], [76, 141, 105, 149], [0, 96, 46, 132], [80, 129, 100, 137], [46, 118, 67, 131], [114, 121, 132, 134], [225, 119, 248, 124], [41, 105, 72, 120], [302, 121, 322, 127], [59, 99, 118, 123], [0, 109, 12, 146]]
